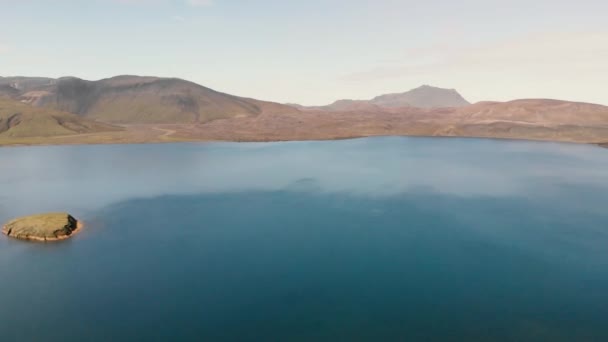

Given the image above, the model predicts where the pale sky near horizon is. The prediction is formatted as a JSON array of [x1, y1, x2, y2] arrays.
[[1, 0, 607, 105]]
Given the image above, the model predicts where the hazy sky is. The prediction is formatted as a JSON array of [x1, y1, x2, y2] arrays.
[[1, 0, 607, 105]]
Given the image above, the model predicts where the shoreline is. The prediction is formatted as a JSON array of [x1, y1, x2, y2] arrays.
[[0, 133, 606, 149], [2, 120, 608, 149], [2, 221, 84, 242]]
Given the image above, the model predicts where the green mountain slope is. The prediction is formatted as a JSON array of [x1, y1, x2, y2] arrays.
[[0, 98, 120, 138]]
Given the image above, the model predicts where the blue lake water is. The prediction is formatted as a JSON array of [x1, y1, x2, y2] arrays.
[[1, 137, 608, 341]]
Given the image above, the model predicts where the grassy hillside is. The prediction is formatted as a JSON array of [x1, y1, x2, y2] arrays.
[[0, 98, 120, 138]]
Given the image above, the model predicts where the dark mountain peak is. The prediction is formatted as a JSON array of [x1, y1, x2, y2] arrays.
[[306, 85, 471, 111], [56, 77, 92, 87], [107, 74, 156, 80], [415, 84, 456, 92], [100, 75, 162, 86]]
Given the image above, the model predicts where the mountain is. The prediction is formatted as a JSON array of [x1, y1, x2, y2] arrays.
[[0, 98, 120, 138], [1, 75, 607, 146], [370, 85, 471, 108], [452, 99, 608, 126], [209, 98, 608, 144], [439, 99, 608, 143], [2, 75, 299, 124], [0, 76, 56, 93], [293, 85, 471, 112], [321, 100, 386, 112]]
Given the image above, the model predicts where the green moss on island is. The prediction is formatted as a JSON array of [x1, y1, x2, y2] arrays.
[[2, 213, 82, 242]]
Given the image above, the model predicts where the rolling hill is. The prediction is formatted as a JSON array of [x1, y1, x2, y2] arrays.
[[0, 75, 607, 147], [1, 75, 299, 124], [173, 98, 608, 144], [0, 76, 56, 93], [452, 99, 608, 126]]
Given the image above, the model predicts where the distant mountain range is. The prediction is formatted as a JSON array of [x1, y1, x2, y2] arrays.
[[1, 75, 607, 146], [291, 85, 471, 111]]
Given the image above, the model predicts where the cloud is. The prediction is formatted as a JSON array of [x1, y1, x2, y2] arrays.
[[113, 0, 164, 4], [341, 31, 608, 83], [185, 0, 212, 6], [113, 0, 213, 7]]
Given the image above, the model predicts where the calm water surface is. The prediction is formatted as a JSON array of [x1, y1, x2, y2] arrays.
[[1, 137, 607, 341]]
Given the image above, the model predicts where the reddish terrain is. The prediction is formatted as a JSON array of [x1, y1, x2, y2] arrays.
[[1, 76, 607, 147]]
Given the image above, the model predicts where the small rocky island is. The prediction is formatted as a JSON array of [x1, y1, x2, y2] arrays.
[[2, 213, 82, 242]]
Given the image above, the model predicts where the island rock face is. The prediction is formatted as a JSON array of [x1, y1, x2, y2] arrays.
[[2, 213, 82, 241]]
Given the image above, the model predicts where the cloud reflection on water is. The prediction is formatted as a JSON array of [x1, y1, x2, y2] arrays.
[[0, 137, 607, 222]]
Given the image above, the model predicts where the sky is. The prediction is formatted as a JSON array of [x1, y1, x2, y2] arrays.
[[1, 0, 607, 105]]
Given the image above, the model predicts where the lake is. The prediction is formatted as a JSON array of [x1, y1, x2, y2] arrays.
[[1, 137, 607, 341]]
